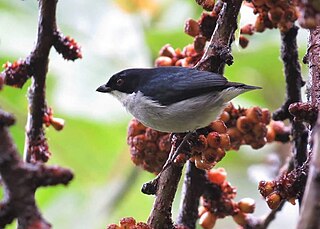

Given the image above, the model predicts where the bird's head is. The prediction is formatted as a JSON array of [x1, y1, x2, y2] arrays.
[[96, 69, 143, 94]]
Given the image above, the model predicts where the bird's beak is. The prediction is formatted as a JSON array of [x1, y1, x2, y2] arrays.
[[96, 84, 112, 93]]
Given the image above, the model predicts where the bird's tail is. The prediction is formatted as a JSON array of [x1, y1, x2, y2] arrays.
[[226, 82, 262, 90], [220, 82, 261, 103]]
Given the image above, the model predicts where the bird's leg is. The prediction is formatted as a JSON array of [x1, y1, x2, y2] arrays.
[[168, 131, 194, 164], [141, 131, 194, 195]]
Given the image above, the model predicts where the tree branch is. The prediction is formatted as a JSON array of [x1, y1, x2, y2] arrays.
[[194, 0, 243, 73], [0, 110, 73, 228], [297, 26, 320, 229], [176, 161, 206, 229], [23, 0, 58, 163], [147, 144, 184, 229]]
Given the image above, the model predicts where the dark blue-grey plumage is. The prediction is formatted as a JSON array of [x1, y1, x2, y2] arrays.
[[101, 66, 258, 106]]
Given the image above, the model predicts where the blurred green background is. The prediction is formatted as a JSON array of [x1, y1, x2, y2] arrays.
[[0, 0, 309, 228]]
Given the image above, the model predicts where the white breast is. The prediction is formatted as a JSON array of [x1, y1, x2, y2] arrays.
[[110, 87, 248, 133]]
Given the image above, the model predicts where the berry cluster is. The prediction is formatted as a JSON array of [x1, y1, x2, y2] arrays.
[[107, 217, 150, 229], [295, 0, 320, 29], [240, 0, 299, 48], [199, 168, 255, 228], [155, 44, 203, 68], [155, 5, 224, 68], [220, 103, 288, 150], [245, 0, 298, 33], [127, 119, 171, 174], [258, 162, 308, 209], [53, 31, 82, 61], [43, 107, 65, 131], [1, 59, 32, 88], [189, 120, 231, 170], [184, 6, 222, 51], [289, 102, 318, 127]]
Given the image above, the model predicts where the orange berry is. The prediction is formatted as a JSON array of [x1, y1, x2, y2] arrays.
[[145, 128, 159, 141], [219, 134, 231, 150], [158, 135, 171, 152], [155, 56, 173, 67], [207, 168, 227, 185], [215, 148, 226, 162], [194, 35, 207, 53], [261, 108, 271, 124], [266, 127, 276, 142], [193, 134, 208, 152], [232, 212, 248, 226], [265, 0, 277, 8], [243, 134, 255, 145], [268, 7, 284, 23], [198, 206, 207, 217], [250, 138, 267, 149], [159, 44, 176, 58], [241, 24, 254, 35], [202, 148, 217, 163], [132, 134, 146, 151], [227, 127, 243, 149], [238, 198, 256, 213], [199, 211, 217, 229], [207, 132, 221, 148], [219, 111, 230, 123], [284, 8, 298, 22], [195, 156, 215, 170], [239, 35, 249, 49], [246, 107, 263, 123], [259, 180, 276, 196], [209, 120, 227, 133], [184, 18, 200, 37], [252, 123, 267, 139], [236, 116, 254, 133], [255, 15, 266, 32], [120, 217, 136, 228], [252, 0, 265, 7], [266, 192, 282, 209]]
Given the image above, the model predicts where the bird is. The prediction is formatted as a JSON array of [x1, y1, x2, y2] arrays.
[[97, 66, 261, 133]]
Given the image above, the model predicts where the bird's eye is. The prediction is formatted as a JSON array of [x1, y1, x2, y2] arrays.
[[116, 78, 124, 86]]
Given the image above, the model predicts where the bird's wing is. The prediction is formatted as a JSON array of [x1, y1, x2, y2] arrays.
[[139, 67, 231, 106]]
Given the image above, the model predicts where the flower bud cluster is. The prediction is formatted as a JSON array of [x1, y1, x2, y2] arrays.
[[43, 107, 65, 131], [53, 31, 82, 61], [127, 119, 171, 174], [28, 136, 51, 163], [155, 44, 203, 68], [220, 103, 288, 150], [107, 217, 151, 229], [0, 59, 32, 88], [199, 168, 255, 228], [189, 120, 231, 170], [258, 162, 308, 209]]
